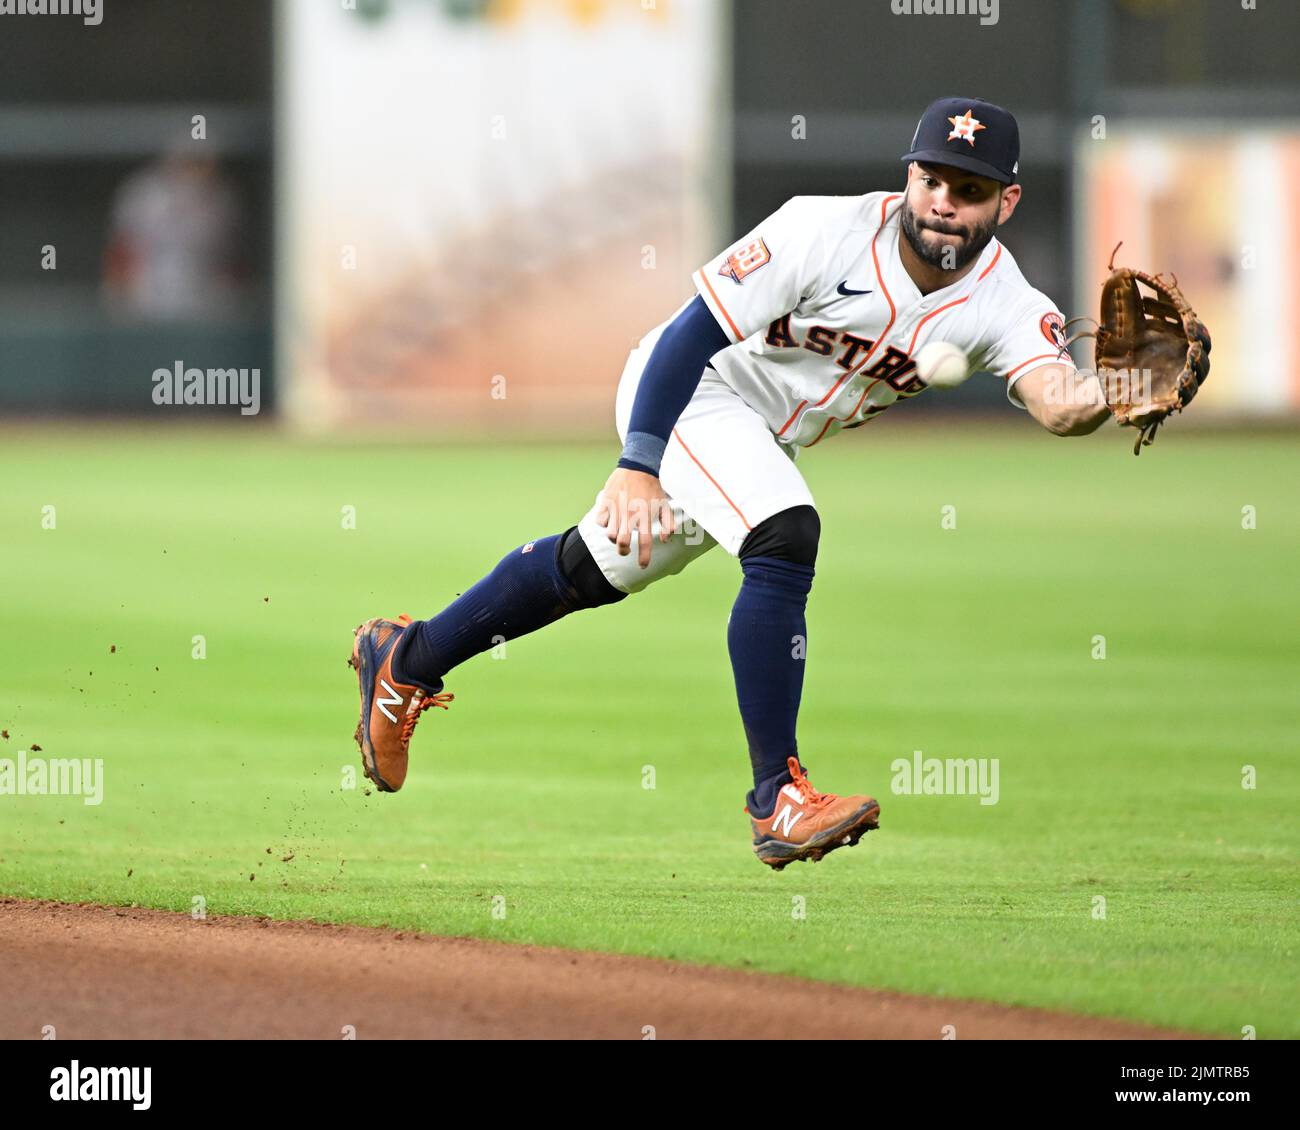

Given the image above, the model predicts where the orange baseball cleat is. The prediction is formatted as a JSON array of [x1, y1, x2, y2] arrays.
[[747, 757, 880, 870], [348, 615, 453, 793]]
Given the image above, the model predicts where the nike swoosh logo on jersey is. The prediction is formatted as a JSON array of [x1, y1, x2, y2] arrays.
[[836, 281, 873, 296]]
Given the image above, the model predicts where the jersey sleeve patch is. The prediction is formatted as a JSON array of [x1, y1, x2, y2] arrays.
[[718, 238, 771, 284], [1040, 311, 1067, 351]]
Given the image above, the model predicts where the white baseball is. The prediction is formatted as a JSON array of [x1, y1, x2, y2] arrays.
[[916, 341, 971, 390]]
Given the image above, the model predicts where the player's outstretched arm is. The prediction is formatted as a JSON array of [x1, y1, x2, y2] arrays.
[[1013, 363, 1110, 437], [594, 467, 676, 569]]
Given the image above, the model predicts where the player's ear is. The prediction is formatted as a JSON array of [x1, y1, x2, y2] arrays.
[[997, 183, 1022, 225]]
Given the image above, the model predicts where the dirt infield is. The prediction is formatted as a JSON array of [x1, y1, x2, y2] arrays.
[[0, 899, 1199, 1040]]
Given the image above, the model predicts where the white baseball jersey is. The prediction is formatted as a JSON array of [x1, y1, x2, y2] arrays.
[[685, 191, 1073, 448]]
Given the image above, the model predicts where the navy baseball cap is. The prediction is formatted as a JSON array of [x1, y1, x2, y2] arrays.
[[901, 97, 1020, 185]]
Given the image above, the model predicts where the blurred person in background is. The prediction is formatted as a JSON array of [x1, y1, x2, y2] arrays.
[[102, 140, 246, 320]]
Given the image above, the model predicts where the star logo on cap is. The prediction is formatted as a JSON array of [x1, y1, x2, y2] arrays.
[[947, 110, 986, 147]]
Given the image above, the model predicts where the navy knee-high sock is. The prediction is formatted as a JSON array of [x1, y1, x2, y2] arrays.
[[393, 534, 581, 691], [728, 555, 815, 816]]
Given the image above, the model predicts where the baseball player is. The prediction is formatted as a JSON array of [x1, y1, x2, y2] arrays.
[[349, 97, 1112, 870]]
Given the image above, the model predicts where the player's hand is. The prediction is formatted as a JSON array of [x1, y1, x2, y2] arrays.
[[595, 468, 676, 569]]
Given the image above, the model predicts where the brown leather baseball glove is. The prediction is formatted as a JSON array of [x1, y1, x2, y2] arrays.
[[1092, 244, 1212, 455]]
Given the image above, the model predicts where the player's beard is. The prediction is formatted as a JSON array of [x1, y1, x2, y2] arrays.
[[900, 196, 999, 273]]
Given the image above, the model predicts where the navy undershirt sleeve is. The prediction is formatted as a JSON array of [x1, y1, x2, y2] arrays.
[[616, 294, 731, 477]]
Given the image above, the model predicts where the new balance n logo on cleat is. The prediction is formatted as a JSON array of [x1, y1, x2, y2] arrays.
[[771, 803, 803, 838], [770, 783, 808, 836], [376, 678, 404, 724]]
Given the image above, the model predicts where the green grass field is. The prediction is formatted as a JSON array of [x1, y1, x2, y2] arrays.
[[1, 424, 1297, 1036]]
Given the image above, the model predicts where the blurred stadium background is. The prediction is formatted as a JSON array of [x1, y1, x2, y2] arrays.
[[1, 0, 1297, 429]]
